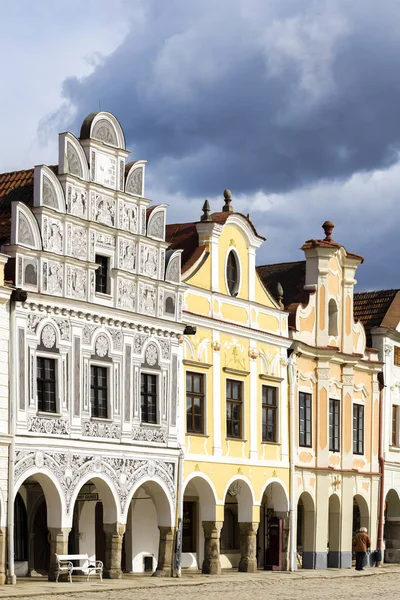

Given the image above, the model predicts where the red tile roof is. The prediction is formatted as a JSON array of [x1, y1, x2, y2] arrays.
[[0, 168, 34, 243], [354, 289, 400, 346], [257, 261, 308, 309], [165, 222, 205, 274]]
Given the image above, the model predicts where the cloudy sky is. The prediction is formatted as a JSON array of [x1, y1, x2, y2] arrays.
[[1, 0, 399, 290]]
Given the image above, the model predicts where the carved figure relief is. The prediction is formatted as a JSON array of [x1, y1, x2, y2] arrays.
[[92, 119, 118, 146], [159, 339, 170, 360], [148, 212, 164, 239], [119, 240, 137, 272], [138, 283, 156, 316], [27, 417, 70, 435], [44, 218, 63, 253], [45, 261, 63, 295], [117, 278, 136, 310], [18, 213, 35, 247], [119, 202, 138, 234], [82, 421, 121, 439], [107, 328, 123, 351], [67, 185, 87, 218], [70, 226, 87, 259], [92, 191, 116, 227], [27, 314, 45, 334], [158, 288, 164, 318], [83, 324, 99, 344], [132, 427, 166, 444], [42, 177, 58, 209], [67, 266, 87, 300], [95, 231, 115, 250], [133, 334, 149, 354], [41, 324, 57, 349], [54, 318, 71, 341], [66, 142, 83, 178], [140, 245, 158, 278], [95, 335, 109, 357], [126, 167, 143, 196]]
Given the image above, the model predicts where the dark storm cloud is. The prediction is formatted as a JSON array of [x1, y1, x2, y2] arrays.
[[45, 0, 400, 199]]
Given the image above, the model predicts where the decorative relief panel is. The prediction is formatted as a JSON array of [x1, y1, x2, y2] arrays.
[[43, 261, 63, 295], [166, 256, 180, 283], [144, 342, 159, 367], [132, 427, 167, 444], [139, 245, 158, 279], [82, 421, 121, 439], [95, 335, 109, 357], [158, 288, 165, 318], [27, 417, 70, 435], [41, 324, 56, 349], [159, 339, 170, 360], [119, 239, 137, 272], [42, 176, 58, 209], [147, 211, 164, 239], [92, 119, 118, 146], [133, 333, 149, 354], [27, 314, 45, 334], [107, 328, 123, 351], [126, 167, 143, 196], [141, 207, 146, 235], [15, 450, 176, 512], [18, 213, 35, 247], [54, 318, 71, 341], [138, 283, 156, 317], [66, 224, 87, 259], [117, 278, 136, 310], [95, 231, 116, 250], [66, 265, 87, 300], [119, 202, 138, 234], [66, 142, 83, 178], [43, 217, 63, 253], [67, 185, 87, 218], [83, 324, 99, 344], [91, 191, 116, 227]]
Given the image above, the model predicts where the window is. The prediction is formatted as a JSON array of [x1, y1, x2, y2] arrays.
[[186, 372, 205, 434], [91, 366, 108, 419], [95, 255, 109, 294], [37, 357, 56, 413], [182, 501, 197, 553], [226, 251, 238, 296], [329, 398, 340, 452], [221, 506, 240, 550], [328, 299, 338, 336], [395, 346, 400, 367], [226, 379, 243, 438], [353, 404, 364, 455], [299, 392, 312, 447], [262, 386, 278, 442], [141, 373, 157, 424], [392, 405, 399, 446]]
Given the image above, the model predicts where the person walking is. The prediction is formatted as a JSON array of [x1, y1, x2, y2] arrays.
[[353, 527, 371, 571]]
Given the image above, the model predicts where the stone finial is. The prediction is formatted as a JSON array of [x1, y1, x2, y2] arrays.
[[222, 189, 233, 213], [322, 220, 334, 242], [276, 282, 284, 309], [201, 199, 211, 221]]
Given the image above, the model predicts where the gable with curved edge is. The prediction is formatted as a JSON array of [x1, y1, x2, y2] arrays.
[[81, 112, 125, 150], [147, 206, 166, 241], [125, 161, 146, 197], [165, 250, 182, 284], [58, 132, 89, 181], [12, 203, 42, 249], [33, 165, 66, 213]]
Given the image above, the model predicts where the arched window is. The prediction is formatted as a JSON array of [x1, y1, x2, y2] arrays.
[[328, 299, 338, 336], [226, 251, 239, 296]]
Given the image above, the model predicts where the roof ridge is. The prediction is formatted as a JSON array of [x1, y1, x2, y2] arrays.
[[0, 167, 33, 177]]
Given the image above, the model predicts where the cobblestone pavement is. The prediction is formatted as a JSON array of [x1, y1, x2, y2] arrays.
[[3, 568, 400, 600]]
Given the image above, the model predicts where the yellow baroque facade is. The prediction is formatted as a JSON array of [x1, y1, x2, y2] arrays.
[[259, 222, 382, 570], [167, 192, 291, 573]]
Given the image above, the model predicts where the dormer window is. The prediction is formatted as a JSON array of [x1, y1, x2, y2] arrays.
[[227, 251, 239, 296], [328, 299, 338, 336]]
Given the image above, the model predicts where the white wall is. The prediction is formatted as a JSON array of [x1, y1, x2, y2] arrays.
[[79, 502, 96, 561], [126, 489, 159, 573]]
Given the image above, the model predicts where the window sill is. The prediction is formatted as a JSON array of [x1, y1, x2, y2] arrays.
[[299, 445, 313, 449], [95, 292, 112, 300], [91, 416, 113, 423], [37, 411, 62, 418], [389, 445, 400, 451], [186, 432, 209, 438], [261, 440, 280, 445], [140, 422, 161, 428], [225, 437, 247, 442]]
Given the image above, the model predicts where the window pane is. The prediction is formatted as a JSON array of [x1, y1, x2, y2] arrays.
[[186, 374, 193, 393]]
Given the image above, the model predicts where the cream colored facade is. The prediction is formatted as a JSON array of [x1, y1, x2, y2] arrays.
[[280, 226, 381, 569], [169, 195, 291, 573]]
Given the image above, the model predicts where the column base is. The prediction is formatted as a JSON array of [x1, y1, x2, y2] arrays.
[[328, 551, 352, 569], [103, 569, 123, 579], [302, 551, 327, 569], [202, 559, 221, 575], [238, 558, 257, 573], [152, 568, 171, 577]]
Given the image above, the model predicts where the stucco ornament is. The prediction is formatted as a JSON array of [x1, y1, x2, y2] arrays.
[[41, 324, 56, 349], [145, 343, 158, 366], [95, 335, 109, 357]]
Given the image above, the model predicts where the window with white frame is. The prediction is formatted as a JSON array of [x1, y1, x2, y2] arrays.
[[37, 356, 57, 413], [141, 373, 158, 424], [90, 365, 108, 419]]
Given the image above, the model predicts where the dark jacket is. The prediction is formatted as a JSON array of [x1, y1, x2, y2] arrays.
[[353, 531, 371, 552]]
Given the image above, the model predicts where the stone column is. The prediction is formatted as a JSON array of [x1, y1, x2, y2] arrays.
[[104, 522, 126, 579], [48, 527, 71, 581], [152, 526, 175, 577], [0, 526, 6, 584], [202, 521, 223, 575], [238, 522, 259, 572]]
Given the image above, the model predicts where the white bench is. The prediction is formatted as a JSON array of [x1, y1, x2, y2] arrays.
[[55, 553, 103, 583]]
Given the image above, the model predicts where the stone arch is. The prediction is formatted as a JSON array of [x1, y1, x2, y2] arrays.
[[14, 469, 65, 528], [222, 476, 255, 523], [258, 478, 289, 511], [124, 477, 174, 528], [258, 479, 289, 570], [80, 112, 125, 149], [68, 472, 120, 528], [183, 473, 218, 522], [125, 161, 146, 196], [34, 165, 66, 213], [12, 203, 42, 249], [353, 493, 369, 532], [328, 493, 341, 567], [384, 489, 400, 562], [297, 491, 316, 569]]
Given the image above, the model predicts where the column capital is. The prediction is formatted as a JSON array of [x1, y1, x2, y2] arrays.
[[202, 521, 223, 536]]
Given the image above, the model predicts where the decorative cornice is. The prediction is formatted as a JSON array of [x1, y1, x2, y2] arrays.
[[223, 366, 250, 376], [183, 359, 212, 369]]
